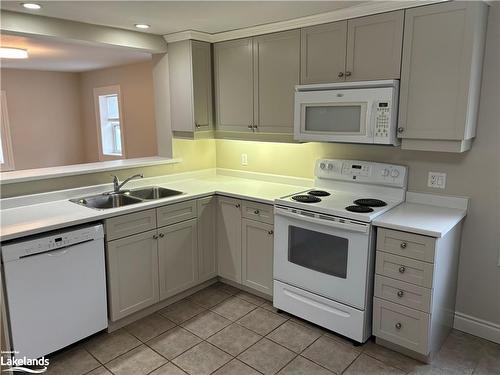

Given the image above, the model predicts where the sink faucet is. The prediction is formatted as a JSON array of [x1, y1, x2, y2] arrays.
[[112, 173, 143, 194]]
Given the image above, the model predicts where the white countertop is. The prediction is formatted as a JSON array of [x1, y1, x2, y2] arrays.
[[373, 192, 468, 238], [0, 170, 311, 242]]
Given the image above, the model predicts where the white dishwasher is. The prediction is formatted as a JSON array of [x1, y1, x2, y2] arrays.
[[2, 224, 108, 359]]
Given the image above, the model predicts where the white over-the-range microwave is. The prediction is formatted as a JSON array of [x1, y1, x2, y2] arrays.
[[294, 80, 400, 145]]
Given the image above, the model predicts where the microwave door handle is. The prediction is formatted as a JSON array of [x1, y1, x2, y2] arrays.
[[275, 208, 369, 234]]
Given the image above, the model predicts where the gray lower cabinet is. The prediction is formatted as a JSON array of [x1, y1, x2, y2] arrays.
[[168, 40, 213, 136], [214, 38, 254, 132], [216, 196, 242, 283], [158, 219, 199, 300], [197, 197, 217, 282], [241, 218, 274, 295], [398, 1, 488, 152], [107, 229, 159, 321]]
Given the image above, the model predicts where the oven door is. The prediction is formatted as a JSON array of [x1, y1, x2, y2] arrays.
[[274, 207, 372, 310]]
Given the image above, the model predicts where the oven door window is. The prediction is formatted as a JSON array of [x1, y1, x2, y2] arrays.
[[288, 225, 348, 278], [303, 103, 365, 134]]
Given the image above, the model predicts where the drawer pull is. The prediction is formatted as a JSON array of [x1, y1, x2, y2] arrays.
[[400, 242, 408, 249], [159, 233, 165, 238], [395, 322, 402, 330], [399, 266, 406, 274], [236, 204, 241, 208], [397, 290, 404, 298], [153, 234, 159, 240], [254, 210, 260, 215]]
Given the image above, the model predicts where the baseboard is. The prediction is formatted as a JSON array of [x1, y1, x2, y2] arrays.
[[454, 311, 500, 344]]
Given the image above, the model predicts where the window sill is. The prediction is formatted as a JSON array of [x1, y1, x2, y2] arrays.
[[0, 157, 181, 185]]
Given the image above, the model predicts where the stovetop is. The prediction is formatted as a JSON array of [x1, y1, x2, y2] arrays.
[[275, 159, 408, 223], [275, 188, 402, 222]]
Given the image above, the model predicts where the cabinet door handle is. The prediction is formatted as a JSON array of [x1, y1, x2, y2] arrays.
[[254, 210, 260, 215], [268, 230, 274, 235], [253, 125, 258, 130], [395, 322, 402, 330], [397, 290, 404, 298], [399, 266, 406, 274], [345, 71, 352, 77], [195, 123, 201, 129], [159, 233, 165, 238], [248, 125, 253, 130], [153, 234, 159, 240], [337, 72, 344, 78], [400, 242, 407, 249], [397, 127, 405, 133]]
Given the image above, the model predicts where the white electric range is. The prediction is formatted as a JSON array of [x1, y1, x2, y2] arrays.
[[273, 159, 407, 343]]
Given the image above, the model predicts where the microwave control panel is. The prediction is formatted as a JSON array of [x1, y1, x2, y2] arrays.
[[374, 101, 392, 139]]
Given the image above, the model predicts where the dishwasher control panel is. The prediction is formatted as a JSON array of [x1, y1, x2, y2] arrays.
[[2, 224, 104, 262]]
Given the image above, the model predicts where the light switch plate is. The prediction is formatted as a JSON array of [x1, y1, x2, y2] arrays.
[[241, 153, 248, 166], [428, 172, 446, 189]]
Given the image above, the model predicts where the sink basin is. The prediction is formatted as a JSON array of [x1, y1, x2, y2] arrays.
[[128, 186, 183, 200], [70, 194, 143, 210]]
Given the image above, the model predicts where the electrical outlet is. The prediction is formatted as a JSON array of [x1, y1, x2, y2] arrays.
[[428, 172, 446, 189], [241, 153, 248, 166]]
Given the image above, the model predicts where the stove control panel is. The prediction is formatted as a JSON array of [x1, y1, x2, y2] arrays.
[[315, 159, 407, 188]]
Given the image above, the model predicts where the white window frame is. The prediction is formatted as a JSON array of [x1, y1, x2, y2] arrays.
[[93, 85, 126, 161], [0, 90, 15, 172]]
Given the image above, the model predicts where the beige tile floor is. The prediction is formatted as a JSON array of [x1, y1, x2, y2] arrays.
[[41, 283, 500, 375]]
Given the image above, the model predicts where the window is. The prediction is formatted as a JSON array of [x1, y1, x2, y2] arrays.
[[94, 85, 125, 160], [0, 91, 15, 172]]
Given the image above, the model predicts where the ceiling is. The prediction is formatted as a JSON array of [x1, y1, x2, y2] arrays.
[[0, 1, 364, 36], [0, 34, 152, 72]]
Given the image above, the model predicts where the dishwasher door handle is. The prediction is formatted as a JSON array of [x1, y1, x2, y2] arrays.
[[47, 249, 69, 257]]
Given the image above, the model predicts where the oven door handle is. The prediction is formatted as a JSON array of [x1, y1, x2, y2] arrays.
[[275, 208, 369, 234]]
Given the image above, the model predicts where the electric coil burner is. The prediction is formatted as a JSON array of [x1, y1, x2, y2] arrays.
[[291, 195, 321, 203], [353, 198, 387, 207], [308, 190, 331, 197], [345, 205, 374, 213]]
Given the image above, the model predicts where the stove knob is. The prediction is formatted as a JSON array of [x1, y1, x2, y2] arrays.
[[320, 162, 326, 170], [382, 168, 390, 177], [327, 164, 334, 170], [391, 169, 400, 178]]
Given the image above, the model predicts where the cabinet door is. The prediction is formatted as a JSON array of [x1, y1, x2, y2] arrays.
[[192, 41, 213, 131], [300, 21, 347, 84], [398, 2, 483, 140], [158, 219, 199, 300], [214, 38, 254, 132], [216, 196, 242, 283], [346, 10, 404, 81], [107, 230, 159, 321], [197, 197, 217, 282], [242, 219, 274, 296], [253, 30, 300, 133]]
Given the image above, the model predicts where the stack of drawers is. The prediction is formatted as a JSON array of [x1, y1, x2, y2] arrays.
[[373, 228, 437, 356]]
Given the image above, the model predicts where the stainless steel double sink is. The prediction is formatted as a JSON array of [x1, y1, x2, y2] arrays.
[[70, 186, 183, 210]]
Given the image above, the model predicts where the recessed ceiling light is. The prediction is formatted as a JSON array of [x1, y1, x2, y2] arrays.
[[0, 47, 29, 59], [134, 24, 150, 29], [21, 3, 41, 10]]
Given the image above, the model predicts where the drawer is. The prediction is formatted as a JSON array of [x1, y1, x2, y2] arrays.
[[105, 209, 157, 241], [377, 228, 436, 263], [376, 251, 434, 288], [157, 200, 197, 227], [242, 200, 274, 224], [374, 275, 432, 312], [373, 297, 430, 355]]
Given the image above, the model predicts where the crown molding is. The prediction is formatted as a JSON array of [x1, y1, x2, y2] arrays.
[[163, 0, 447, 44]]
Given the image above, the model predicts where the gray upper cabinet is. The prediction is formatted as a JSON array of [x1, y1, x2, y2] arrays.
[[346, 11, 404, 81], [300, 11, 403, 84], [253, 30, 300, 134], [301, 21, 347, 84], [214, 38, 254, 132], [168, 40, 213, 136], [398, 2, 488, 152]]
